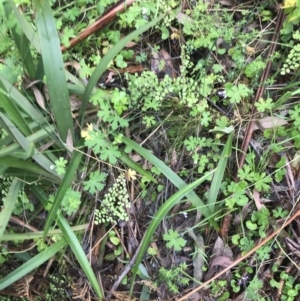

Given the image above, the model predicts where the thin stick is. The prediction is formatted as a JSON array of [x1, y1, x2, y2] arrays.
[[177, 208, 300, 301]]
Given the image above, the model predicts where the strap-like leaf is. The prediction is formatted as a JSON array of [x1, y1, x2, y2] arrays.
[[43, 146, 83, 239], [0, 178, 22, 239], [33, 0, 74, 142], [0, 239, 67, 290], [33, 186, 104, 299], [129, 170, 216, 294]]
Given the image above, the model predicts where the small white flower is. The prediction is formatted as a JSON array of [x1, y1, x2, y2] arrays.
[[181, 211, 188, 218], [217, 90, 227, 98]]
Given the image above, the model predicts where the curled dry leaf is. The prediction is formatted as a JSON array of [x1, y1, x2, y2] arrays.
[[218, 0, 235, 6], [253, 116, 288, 131], [210, 256, 234, 268], [125, 169, 137, 181], [252, 189, 265, 211], [171, 149, 178, 169], [176, 11, 193, 24], [129, 154, 142, 162], [66, 129, 74, 153], [233, 202, 252, 225], [125, 41, 137, 48], [204, 236, 233, 281], [64, 61, 81, 72], [151, 48, 176, 78], [24, 78, 46, 111], [32, 84, 46, 110]]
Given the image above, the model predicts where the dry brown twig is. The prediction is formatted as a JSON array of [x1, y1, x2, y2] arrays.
[[236, 9, 285, 173], [61, 0, 136, 52]]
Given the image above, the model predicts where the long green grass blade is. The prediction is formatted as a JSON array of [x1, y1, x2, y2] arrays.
[[80, 13, 165, 126], [32, 186, 104, 299], [3, 2, 35, 79], [8, 0, 41, 53], [0, 239, 67, 290], [33, 0, 73, 142], [0, 91, 31, 136], [0, 224, 87, 241], [43, 147, 83, 239], [0, 125, 54, 156], [121, 136, 213, 219], [0, 178, 22, 239], [0, 113, 60, 177], [0, 75, 45, 123], [57, 218, 104, 299], [207, 133, 233, 212], [0, 156, 60, 182], [130, 169, 216, 294]]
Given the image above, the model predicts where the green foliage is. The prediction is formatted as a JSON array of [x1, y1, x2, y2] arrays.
[[225, 83, 252, 104], [0, 176, 32, 215], [280, 27, 300, 75], [279, 271, 300, 301], [157, 262, 190, 294], [255, 98, 274, 112], [54, 157, 68, 176], [244, 57, 266, 78], [163, 229, 186, 251], [83, 171, 107, 194], [237, 164, 272, 192], [282, 0, 300, 24], [1, 1, 300, 300], [245, 277, 264, 300], [210, 280, 229, 301], [94, 173, 130, 224], [83, 129, 122, 165], [46, 188, 81, 216]]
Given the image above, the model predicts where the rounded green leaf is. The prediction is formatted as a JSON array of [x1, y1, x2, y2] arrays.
[[110, 236, 120, 246], [246, 220, 257, 230]]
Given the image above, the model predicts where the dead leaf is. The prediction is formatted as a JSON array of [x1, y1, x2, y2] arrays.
[[69, 94, 83, 111], [150, 50, 160, 73], [108, 64, 147, 75], [114, 262, 124, 276], [125, 169, 137, 181], [171, 149, 178, 169], [176, 11, 193, 24], [170, 27, 181, 40], [66, 129, 74, 153], [220, 214, 232, 239], [64, 61, 81, 71], [125, 41, 137, 48], [151, 49, 176, 78], [205, 237, 233, 281], [105, 71, 115, 84], [246, 46, 255, 55], [129, 154, 142, 162], [24, 79, 47, 111], [253, 116, 288, 131], [252, 189, 265, 210], [234, 202, 251, 225], [32, 84, 46, 110], [292, 151, 300, 169], [218, 0, 235, 6], [211, 256, 234, 268]]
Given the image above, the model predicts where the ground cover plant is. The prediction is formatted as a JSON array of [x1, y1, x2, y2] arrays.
[[1, 0, 300, 300]]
